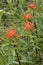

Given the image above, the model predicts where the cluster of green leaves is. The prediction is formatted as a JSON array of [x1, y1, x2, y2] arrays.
[[0, 0, 43, 65]]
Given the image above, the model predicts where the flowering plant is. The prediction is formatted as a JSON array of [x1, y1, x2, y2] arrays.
[[0, 0, 43, 65]]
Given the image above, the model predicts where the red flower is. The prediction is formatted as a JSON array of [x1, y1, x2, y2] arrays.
[[24, 22, 35, 30], [28, 3, 36, 9], [6, 29, 17, 38], [24, 13, 32, 19]]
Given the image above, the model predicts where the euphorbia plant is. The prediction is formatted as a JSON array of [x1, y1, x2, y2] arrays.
[[0, 0, 43, 65]]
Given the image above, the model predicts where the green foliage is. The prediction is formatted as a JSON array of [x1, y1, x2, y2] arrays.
[[0, 0, 43, 65]]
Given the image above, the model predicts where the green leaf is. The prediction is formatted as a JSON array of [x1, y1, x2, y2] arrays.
[[0, 53, 7, 65]]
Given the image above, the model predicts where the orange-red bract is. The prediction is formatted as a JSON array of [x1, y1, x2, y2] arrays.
[[28, 3, 36, 9], [24, 22, 35, 30], [24, 13, 32, 19], [6, 29, 17, 38]]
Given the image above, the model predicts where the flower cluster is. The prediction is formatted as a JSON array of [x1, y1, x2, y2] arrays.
[[6, 29, 17, 38], [24, 22, 35, 30], [6, 3, 36, 38]]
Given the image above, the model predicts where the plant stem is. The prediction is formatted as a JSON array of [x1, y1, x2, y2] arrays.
[[15, 49, 21, 65]]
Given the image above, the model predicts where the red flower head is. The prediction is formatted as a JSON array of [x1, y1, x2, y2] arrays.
[[24, 22, 35, 30], [6, 29, 17, 38], [28, 3, 36, 9], [24, 13, 32, 19]]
